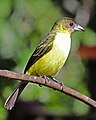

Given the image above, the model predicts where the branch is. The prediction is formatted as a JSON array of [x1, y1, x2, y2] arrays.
[[0, 70, 96, 108]]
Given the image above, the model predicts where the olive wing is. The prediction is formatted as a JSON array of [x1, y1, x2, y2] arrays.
[[24, 32, 56, 73]]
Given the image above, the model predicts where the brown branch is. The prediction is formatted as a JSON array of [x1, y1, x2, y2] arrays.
[[0, 69, 96, 108]]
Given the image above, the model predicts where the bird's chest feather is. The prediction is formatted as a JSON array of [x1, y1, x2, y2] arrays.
[[53, 32, 71, 59], [43, 32, 71, 75]]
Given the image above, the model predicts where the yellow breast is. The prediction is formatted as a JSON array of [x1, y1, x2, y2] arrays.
[[26, 32, 71, 76]]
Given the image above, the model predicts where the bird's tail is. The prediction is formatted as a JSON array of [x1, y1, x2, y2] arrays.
[[4, 81, 28, 110]]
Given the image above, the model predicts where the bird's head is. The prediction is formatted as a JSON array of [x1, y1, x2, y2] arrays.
[[51, 17, 84, 34]]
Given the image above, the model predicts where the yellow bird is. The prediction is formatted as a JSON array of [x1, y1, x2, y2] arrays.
[[4, 17, 84, 110]]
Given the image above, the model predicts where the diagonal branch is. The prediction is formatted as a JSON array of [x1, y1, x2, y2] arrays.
[[0, 69, 96, 108]]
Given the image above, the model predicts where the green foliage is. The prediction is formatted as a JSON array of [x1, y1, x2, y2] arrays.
[[0, 0, 12, 18]]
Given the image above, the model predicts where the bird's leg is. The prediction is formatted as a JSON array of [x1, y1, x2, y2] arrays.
[[49, 76, 64, 91], [49, 76, 59, 83], [37, 74, 43, 87], [38, 75, 49, 86], [41, 75, 49, 83]]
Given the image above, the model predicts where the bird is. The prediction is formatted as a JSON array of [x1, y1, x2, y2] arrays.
[[4, 17, 84, 110]]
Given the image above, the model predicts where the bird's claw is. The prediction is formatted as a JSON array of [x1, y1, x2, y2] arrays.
[[59, 82, 65, 91], [49, 76, 64, 91], [40, 75, 49, 85], [43, 76, 49, 84], [39, 75, 65, 90]]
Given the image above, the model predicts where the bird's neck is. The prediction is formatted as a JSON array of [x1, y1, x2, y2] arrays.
[[51, 23, 68, 33]]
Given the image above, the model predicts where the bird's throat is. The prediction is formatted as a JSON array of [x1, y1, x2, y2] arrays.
[[54, 32, 71, 58]]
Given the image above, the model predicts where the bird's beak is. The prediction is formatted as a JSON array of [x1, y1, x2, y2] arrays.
[[74, 25, 84, 31]]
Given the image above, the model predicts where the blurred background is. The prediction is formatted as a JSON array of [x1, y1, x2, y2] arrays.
[[0, 0, 96, 120]]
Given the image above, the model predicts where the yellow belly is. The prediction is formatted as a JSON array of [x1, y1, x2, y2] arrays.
[[26, 32, 71, 76], [26, 45, 69, 76]]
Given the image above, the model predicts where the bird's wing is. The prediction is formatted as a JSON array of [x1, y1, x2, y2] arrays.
[[24, 32, 56, 73]]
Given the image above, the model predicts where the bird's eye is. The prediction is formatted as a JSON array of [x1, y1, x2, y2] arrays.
[[69, 22, 74, 27]]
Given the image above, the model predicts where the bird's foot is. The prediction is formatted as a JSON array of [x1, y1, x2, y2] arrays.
[[41, 75, 49, 84], [38, 74, 43, 87], [39, 75, 49, 87], [49, 76, 64, 91]]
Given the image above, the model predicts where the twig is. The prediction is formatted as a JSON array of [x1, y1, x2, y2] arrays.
[[0, 69, 96, 108]]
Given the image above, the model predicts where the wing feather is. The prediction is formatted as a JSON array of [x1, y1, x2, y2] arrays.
[[24, 32, 56, 73]]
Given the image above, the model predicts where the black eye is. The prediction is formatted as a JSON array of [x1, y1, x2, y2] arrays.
[[69, 22, 74, 27]]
